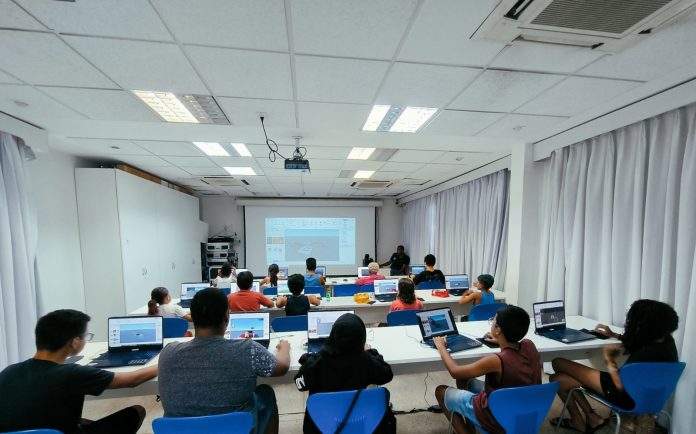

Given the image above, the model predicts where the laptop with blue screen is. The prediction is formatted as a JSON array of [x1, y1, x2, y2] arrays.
[[533, 300, 594, 344], [179, 283, 209, 308], [225, 312, 270, 348], [306, 310, 354, 353], [88, 316, 163, 368], [416, 308, 482, 353], [374, 279, 398, 302], [445, 274, 470, 296]]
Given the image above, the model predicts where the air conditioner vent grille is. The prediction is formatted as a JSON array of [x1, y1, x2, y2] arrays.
[[354, 180, 391, 189], [530, 0, 672, 35], [201, 176, 245, 187]]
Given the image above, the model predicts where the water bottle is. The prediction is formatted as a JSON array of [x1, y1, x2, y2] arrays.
[[325, 288, 331, 302]]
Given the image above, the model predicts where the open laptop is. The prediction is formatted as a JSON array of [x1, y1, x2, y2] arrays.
[[315, 266, 326, 277], [179, 283, 209, 308], [277, 280, 291, 296], [231, 281, 261, 293], [445, 274, 470, 296], [408, 265, 425, 275], [88, 316, 163, 368], [416, 308, 483, 353], [533, 300, 595, 343], [306, 310, 354, 353], [374, 279, 398, 302], [358, 266, 370, 277], [278, 266, 289, 279], [226, 312, 271, 348]]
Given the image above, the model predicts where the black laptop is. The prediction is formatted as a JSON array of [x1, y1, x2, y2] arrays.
[[416, 308, 483, 353], [178, 283, 210, 308], [88, 316, 163, 368], [374, 279, 398, 302], [226, 312, 271, 348], [533, 300, 595, 344], [306, 310, 354, 353], [445, 274, 470, 296]]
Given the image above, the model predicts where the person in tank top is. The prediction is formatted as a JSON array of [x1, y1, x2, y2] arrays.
[[459, 274, 496, 306], [275, 274, 320, 316]]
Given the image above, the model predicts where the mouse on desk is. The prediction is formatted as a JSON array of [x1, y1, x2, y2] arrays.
[[343, 278, 348, 282], [417, 297, 425, 301]]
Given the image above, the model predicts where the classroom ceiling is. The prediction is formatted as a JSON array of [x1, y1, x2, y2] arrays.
[[1, 0, 695, 198]]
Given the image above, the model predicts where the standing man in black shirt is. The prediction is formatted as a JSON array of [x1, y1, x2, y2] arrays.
[[381, 245, 410, 276], [0, 309, 158, 434]]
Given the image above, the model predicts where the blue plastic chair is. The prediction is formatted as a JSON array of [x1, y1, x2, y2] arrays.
[[4, 431, 63, 433], [360, 284, 375, 293], [304, 286, 326, 297], [263, 287, 278, 296], [559, 362, 686, 434], [163, 317, 189, 338], [468, 302, 507, 321], [333, 284, 361, 297], [386, 309, 421, 326], [152, 411, 253, 434], [450, 382, 559, 434], [307, 387, 388, 434], [417, 280, 444, 290], [272, 315, 308, 332]]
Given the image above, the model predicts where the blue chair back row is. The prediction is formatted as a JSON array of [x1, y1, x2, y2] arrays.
[[468, 302, 507, 321], [307, 387, 387, 434], [386, 309, 420, 326], [417, 281, 444, 290], [262, 286, 325, 297], [163, 317, 189, 338], [271, 315, 308, 332], [152, 411, 253, 434], [4, 431, 63, 433]]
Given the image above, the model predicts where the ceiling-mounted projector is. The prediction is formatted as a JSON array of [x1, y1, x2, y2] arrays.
[[284, 158, 310, 172]]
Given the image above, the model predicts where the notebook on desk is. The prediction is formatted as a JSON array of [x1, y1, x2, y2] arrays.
[[179, 283, 209, 308], [306, 310, 354, 353], [533, 300, 595, 344], [374, 279, 398, 302], [416, 308, 482, 353], [226, 312, 270, 348], [88, 316, 163, 368]]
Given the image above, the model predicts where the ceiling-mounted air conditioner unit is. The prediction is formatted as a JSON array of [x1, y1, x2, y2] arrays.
[[473, 0, 696, 52], [350, 180, 392, 189]]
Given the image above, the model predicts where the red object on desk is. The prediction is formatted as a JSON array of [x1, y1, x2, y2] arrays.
[[431, 289, 449, 298]]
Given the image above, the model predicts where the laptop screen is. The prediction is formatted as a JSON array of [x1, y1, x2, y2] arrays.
[[416, 308, 457, 339], [315, 266, 326, 276], [409, 265, 425, 275], [533, 300, 567, 329], [307, 310, 354, 339], [445, 275, 470, 290], [358, 266, 370, 277], [181, 283, 209, 300], [278, 266, 289, 279], [277, 280, 291, 295], [226, 312, 270, 342], [108, 316, 163, 349], [375, 279, 398, 295], [232, 281, 260, 293]]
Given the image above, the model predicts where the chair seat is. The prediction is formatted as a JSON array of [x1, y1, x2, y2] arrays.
[[152, 411, 254, 434]]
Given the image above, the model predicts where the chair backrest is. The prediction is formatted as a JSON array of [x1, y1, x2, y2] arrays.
[[152, 411, 253, 434], [387, 309, 421, 326], [417, 280, 444, 290], [263, 287, 278, 296], [620, 362, 686, 414], [272, 315, 308, 332], [488, 382, 559, 434], [162, 317, 189, 338], [360, 284, 375, 293], [333, 284, 361, 297], [306, 387, 387, 434], [468, 302, 507, 321], [304, 286, 326, 297], [5, 430, 63, 433]]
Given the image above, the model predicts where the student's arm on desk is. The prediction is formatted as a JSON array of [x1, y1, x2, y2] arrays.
[[275, 296, 287, 308], [459, 292, 481, 305], [433, 337, 501, 380], [319, 275, 326, 286], [271, 340, 291, 377], [108, 365, 158, 389], [308, 295, 321, 306]]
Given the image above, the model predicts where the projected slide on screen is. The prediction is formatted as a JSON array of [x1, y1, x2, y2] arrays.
[[265, 218, 356, 265]]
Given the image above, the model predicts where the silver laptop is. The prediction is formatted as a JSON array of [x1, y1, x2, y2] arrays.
[[179, 282, 209, 307], [306, 310, 354, 353], [226, 312, 271, 348], [374, 279, 398, 302]]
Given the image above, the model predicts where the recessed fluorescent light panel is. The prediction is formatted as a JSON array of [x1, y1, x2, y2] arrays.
[[231, 143, 252, 157], [347, 147, 376, 160], [362, 105, 437, 133], [224, 167, 257, 176], [133, 91, 229, 124], [193, 142, 229, 156], [354, 170, 375, 179]]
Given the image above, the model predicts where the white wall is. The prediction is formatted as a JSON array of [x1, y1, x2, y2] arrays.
[[27, 148, 91, 315], [377, 199, 403, 263]]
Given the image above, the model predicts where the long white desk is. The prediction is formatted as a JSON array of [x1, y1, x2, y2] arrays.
[[80, 316, 618, 400], [130, 289, 506, 324]]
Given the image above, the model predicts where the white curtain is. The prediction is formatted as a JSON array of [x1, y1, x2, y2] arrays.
[[402, 170, 509, 289], [0, 131, 39, 367], [536, 103, 696, 433]]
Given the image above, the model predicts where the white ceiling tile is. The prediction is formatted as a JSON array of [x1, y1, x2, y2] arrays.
[[416, 163, 466, 176], [0, 31, 114, 87], [303, 159, 345, 170], [218, 97, 296, 128], [303, 146, 351, 160], [517, 77, 640, 117], [477, 114, 569, 139], [351, 190, 379, 196], [0, 0, 46, 30], [295, 56, 389, 104], [39, 87, 160, 122], [302, 176, 336, 185], [399, 0, 505, 66], [111, 155, 171, 167], [421, 110, 504, 136], [0, 85, 84, 124], [151, 0, 288, 51], [17, 0, 172, 40], [389, 149, 445, 163], [376, 63, 481, 107], [132, 141, 204, 157], [187, 46, 292, 99], [449, 70, 564, 112], [181, 167, 229, 176], [491, 41, 606, 74], [291, 0, 417, 59], [209, 156, 258, 167], [254, 155, 284, 167], [371, 171, 408, 181], [430, 152, 490, 165], [303, 169, 341, 178], [0, 69, 20, 84], [379, 161, 424, 172], [163, 156, 217, 167], [298, 102, 371, 130], [65, 138, 150, 156], [245, 185, 278, 193], [341, 160, 385, 171], [65, 36, 207, 94]]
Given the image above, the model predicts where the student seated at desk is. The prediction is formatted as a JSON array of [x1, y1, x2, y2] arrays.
[[148, 286, 193, 321], [410, 254, 446, 285], [295, 313, 395, 433], [228, 271, 274, 312], [259, 263, 281, 289], [389, 278, 423, 312], [159, 288, 290, 434], [459, 274, 496, 306], [356, 261, 386, 286], [434, 305, 541, 434], [304, 257, 326, 287], [276, 273, 320, 316], [548, 299, 679, 433], [211, 262, 236, 289], [0, 309, 157, 434]]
